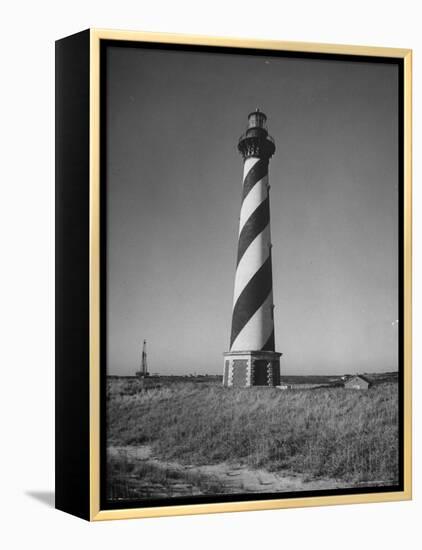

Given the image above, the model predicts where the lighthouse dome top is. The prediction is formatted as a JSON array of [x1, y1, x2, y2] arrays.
[[247, 108, 268, 130], [238, 109, 275, 160]]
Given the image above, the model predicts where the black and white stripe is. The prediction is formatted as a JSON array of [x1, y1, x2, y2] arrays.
[[230, 156, 275, 352]]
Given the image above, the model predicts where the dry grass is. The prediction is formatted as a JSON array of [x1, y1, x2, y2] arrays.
[[107, 380, 399, 484], [107, 453, 225, 500]]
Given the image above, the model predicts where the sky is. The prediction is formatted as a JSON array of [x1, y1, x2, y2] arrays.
[[105, 45, 399, 376]]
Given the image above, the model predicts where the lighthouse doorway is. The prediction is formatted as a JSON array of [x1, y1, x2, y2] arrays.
[[253, 360, 270, 385]]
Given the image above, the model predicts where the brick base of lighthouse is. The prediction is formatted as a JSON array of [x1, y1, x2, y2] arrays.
[[223, 351, 282, 388]]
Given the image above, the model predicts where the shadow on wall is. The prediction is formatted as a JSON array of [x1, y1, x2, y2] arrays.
[[25, 491, 55, 508]]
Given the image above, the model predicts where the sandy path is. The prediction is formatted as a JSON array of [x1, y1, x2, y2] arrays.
[[108, 445, 349, 494]]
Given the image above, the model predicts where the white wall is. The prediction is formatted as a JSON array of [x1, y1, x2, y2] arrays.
[[0, 1, 419, 548]]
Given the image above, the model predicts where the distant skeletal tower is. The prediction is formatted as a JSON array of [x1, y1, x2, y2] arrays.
[[223, 109, 281, 387], [136, 339, 149, 378]]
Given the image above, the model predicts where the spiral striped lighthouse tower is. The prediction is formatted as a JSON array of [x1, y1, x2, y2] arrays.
[[223, 109, 281, 387]]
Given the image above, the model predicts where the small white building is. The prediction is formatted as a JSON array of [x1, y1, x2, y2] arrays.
[[344, 375, 372, 390]]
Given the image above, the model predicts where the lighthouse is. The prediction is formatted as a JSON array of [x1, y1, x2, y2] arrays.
[[223, 109, 281, 387]]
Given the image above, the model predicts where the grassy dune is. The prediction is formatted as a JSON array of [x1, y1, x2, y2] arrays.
[[107, 379, 399, 484]]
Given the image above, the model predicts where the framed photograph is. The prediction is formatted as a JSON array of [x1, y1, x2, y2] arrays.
[[55, 29, 412, 521]]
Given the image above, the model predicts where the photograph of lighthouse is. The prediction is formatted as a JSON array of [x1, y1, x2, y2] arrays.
[[101, 41, 403, 509]]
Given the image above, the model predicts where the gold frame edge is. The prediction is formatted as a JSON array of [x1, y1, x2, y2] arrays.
[[88, 28, 412, 521], [89, 29, 101, 521]]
